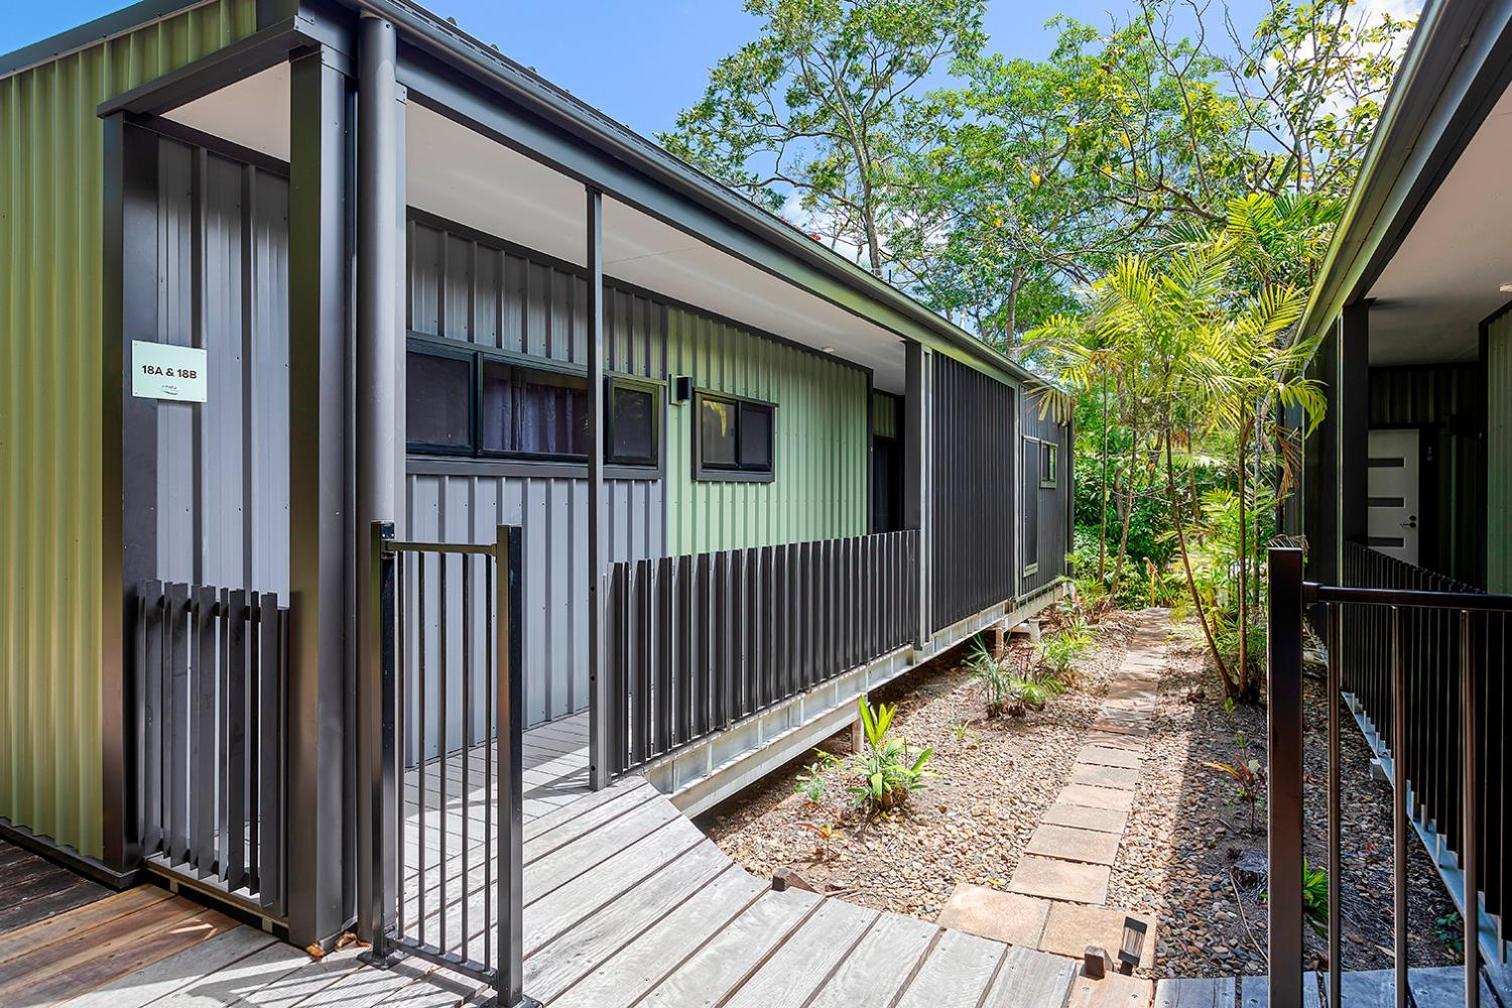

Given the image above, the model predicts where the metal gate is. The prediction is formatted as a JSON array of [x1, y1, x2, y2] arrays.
[[360, 522, 536, 1008]]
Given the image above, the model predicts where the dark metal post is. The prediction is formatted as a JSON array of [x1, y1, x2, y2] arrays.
[[102, 113, 160, 876], [903, 341, 929, 644], [1267, 547, 1305, 1008], [1391, 606, 1409, 1008], [360, 522, 396, 958], [355, 12, 403, 945], [586, 188, 610, 790], [495, 527, 537, 1008], [286, 43, 353, 950], [1460, 609, 1480, 1008], [1339, 304, 1370, 558], [1327, 603, 1342, 1008]]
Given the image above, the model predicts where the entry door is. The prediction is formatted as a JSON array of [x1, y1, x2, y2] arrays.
[[1367, 428, 1420, 565]]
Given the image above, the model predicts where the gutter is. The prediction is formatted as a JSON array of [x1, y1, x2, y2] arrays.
[[347, 0, 1050, 390]]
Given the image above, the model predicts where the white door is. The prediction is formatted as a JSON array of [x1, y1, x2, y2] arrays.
[[1367, 428, 1420, 565]]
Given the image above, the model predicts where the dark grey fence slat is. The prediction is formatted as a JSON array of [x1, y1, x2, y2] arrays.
[[140, 581, 164, 852], [604, 529, 923, 777], [166, 582, 190, 863], [226, 589, 247, 891], [259, 594, 284, 915]]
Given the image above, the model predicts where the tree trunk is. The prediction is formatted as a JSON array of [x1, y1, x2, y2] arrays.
[[1237, 413, 1249, 696], [1098, 371, 1110, 582], [1165, 427, 1235, 693]]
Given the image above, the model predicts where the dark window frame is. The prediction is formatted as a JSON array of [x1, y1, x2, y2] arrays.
[[693, 390, 777, 483], [406, 334, 663, 473], [606, 376, 663, 467], [405, 341, 477, 456], [1039, 441, 1058, 489], [1022, 435, 1042, 577]]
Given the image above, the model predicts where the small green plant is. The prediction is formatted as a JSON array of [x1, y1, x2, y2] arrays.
[[1302, 860, 1328, 933], [1037, 621, 1093, 680], [1435, 912, 1465, 962], [793, 752, 839, 804], [965, 641, 1022, 717], [798, 820, 844, 859], [843, 698, 934, 813], [1202, 751, 1267, 830]]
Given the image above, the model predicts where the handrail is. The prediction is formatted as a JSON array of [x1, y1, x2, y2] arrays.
[[1270, 546, 1490, 1008], [1305, 582, 1512, 612]]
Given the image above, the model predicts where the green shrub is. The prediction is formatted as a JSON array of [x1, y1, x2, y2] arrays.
[[843, 698, 934, 813], [1037, 621, 1093, 680]]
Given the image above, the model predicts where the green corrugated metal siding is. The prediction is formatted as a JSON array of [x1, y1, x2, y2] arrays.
[[0, 0, 257, 858], [665, 306, 869, 554], [1489, 314, 1512, 592], [872, 389, 899, 439]]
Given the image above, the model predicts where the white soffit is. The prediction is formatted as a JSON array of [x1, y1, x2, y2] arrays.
[[405, 103, 906, 389], [164, 70, 907, 390], [166, 62, 291, 161], [1366, 81, 1512, 366]]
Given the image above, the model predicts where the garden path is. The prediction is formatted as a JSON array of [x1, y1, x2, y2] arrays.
[[938, 611, 1169, 995]]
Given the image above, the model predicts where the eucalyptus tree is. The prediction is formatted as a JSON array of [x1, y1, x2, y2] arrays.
[[659, 0, 988, 276]]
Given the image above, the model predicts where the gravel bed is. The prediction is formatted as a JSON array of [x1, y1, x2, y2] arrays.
[[1107, 619, 1462, 978], [696, 606, 1135, 920]]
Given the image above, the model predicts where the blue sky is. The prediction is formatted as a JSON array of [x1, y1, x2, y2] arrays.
[[2, 0, 1272, 137]]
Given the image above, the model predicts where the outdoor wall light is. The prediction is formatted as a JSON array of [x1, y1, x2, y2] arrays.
[[671, 375, 694, 404]]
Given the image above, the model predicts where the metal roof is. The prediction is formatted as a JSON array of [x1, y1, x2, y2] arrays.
[[0, 0, 1058, 393]]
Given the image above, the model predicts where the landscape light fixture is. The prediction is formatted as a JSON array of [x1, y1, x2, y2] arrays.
[[1117, 917, 1148, 975]]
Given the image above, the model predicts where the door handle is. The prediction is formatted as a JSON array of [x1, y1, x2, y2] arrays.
[[1401, 515, 1417, 529]]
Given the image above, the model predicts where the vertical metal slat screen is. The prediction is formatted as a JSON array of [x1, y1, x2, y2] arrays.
[[604, 529, 919, 777], [135, 579, 288, 917]]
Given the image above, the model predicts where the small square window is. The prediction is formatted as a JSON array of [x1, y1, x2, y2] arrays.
[[608, 382, 658, 466], [695, 392, 775, 481], [407, 350, 472, 450], [1040, 442, 1058, 489]]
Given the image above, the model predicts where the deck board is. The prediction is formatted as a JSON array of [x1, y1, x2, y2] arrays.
[[0, 840, 112, 936], [18, 711, 1143, 1008]]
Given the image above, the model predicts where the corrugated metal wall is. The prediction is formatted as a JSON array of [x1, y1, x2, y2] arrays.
[[153, 138, 290, 593], [1368, 363, 1485, 586], [0, 0, 258, 859], [407, 217, 664, 727], [1488, 314, 1512, 592], [665, 307, 869, 555], [929, 356, 1016, 632], [1022, 390, 1072, 594]]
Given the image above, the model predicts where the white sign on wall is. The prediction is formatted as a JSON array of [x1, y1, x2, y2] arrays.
[[131, 340, 207, 403]]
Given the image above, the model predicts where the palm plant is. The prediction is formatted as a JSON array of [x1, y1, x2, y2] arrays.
[[1028, 194, 1326, 701]]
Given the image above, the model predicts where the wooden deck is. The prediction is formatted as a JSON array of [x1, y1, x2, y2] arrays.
[[0, 838, 112, 936], [8, 713, 1508, 1007]]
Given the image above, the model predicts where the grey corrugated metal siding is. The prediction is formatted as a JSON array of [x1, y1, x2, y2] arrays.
[[406, 217, 665, 728], [1022, 391, 1072, 594], [152, 137, 290, 594], [930, 357, 1017, 632]]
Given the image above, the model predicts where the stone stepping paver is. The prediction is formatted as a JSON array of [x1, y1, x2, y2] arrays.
[[1057, 783, 1135, 813], [1040, 903, 1156, 969], [1085, 731, 1146, 752], [1071, 764, 1141, 790], [1026, 823, 1121, 866], [1007, 855, 1109, 905], [1042, 803, 1128, 834], [1078, 745, 1143, 769], [937, 885, 1049, 947]]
